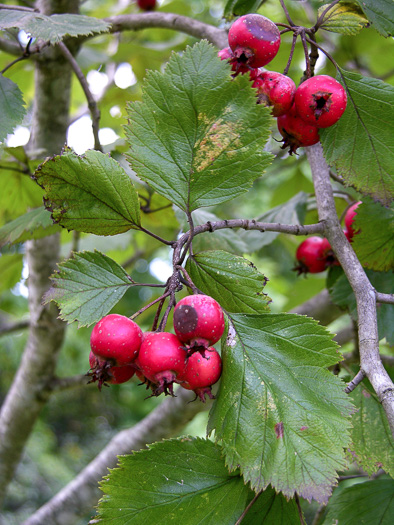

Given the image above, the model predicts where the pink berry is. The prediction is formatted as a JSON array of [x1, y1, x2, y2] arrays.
[[88, 351, 136, 390], [277, 104, 320, 155], [294, 237, 329, 274], [90, 314, 142, 366], [136, 0, 156, 11], [217, 47, 250, 75], [178, 348, 222, 402], [173, 294, 225, 349], [344, 201, 362, 238], [294, 75, 347, 128], [228, 14, 281, 70], [252, 71, 296, 117]]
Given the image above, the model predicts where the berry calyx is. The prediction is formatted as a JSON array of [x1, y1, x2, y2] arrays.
[[252, 71, 296, 117], [218, 47, 250, 75], [228, 14, 281, 69], [344, 201, 362, 238], [294, 237, 329, 274], [321, 238, 340, 267], [277, 104, 320, 154], [136, 0, 156, 11], [173, 294, 225, 351], [90, 314, 142, 366], [87, 352, 136, 390], [294, 75, 347, 128], [135, 332, 187, 396], [178, 348, 222, 402]]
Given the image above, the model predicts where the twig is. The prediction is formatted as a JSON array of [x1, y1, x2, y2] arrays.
[[314, 0, 341, 31], [300, 30, 311, 79], [329, 170, 344, 184], [279, 0, 296, 27], [130, 291, 171, 320], [283, 32, 298, 76], [344, 369, 366, 394], [0, 3, 35, 12], [1, 37, 33, 74], [235, 489, 263, 524], [0, 320, 30, 336], [176, 265, 198, 294], [46, 374, 92, 392], [311, 503, 326, 525], [376, 292, 394, 305], [138, 225, 174, 246]]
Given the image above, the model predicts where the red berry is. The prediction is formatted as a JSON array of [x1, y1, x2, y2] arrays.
[[294, 237, 329, 274], [135, 332, 187, 396], [252, 71, 296, 117], [173, 294, 225, 349], [87, 351, 136, 390], [136, 0, 156, 11], [178, 348, 222, 402], [218, 47, 250, 75], [90, 314, 142, 366], [344, 201, 362, 238], [228, 14, 281, 69], [321, 238, 340, 267], [294, 75, 347, 128], [277, 104, 320, 154]]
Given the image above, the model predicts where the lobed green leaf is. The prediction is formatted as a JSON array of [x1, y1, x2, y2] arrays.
[[355, 0, 394, 37], [318, 2, 369, 35]]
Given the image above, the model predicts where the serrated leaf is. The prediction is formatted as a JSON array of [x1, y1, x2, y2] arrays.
[[208, 313, 353, 504], [125, 41, 273, 214], [44, 251, 134, 327], [34, 148, 141, 235], [238, 191, 309, 252], [94, 437, 251, 524], [348, 383, 394, 477], [318, 2, 369, 35], [0, 207, 61, 247], [186, 251, 270, 314], [329, 269, 394, 345], [320, 69, 394, 205], [355, 0, 394, 37], [0, 74, 26, 143], [224, 0, 265, 19], [350, 200, 394, 271], [0, 253, 23, 293], [322, 479, 394, 525], [0, 11, 109, 44]]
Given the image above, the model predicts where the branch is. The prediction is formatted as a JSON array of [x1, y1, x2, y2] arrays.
[[344, 369, 366, 394], [376, 292, 394, 305], [306, 143, 394, 437], [0, 319, 29, 336]]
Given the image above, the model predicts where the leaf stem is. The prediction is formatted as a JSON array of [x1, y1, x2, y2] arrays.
[[283, 32, 298, 75], [1, 37, 33, 74], [295, 493, 306, 525], [314, 0, 341, 32], [279, 0, 295, 26], [138, 225, 174, 246], [130, 291, 171, 320], [235, 489, 263, 525]]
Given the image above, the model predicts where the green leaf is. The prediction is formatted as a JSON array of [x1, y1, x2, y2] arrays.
[[241, 488, 301, 525], [0, 11, 109, 44], [44, 251, 134, 327], [208, 313, 353, 504], [186, 251, 271, 314], [224, 0, 265, 20], [351, 200, 394, 272], [0, 74, 26, 143], [322, 480, 394, 525], [329, 269, 394, 345], [94, 437, 251, 524], [34, 148, 141, 235], [318, 2, 369, 35], [320, 69, 394, 205], [125, 41, 273, 214], [238, 191, 309, 252], [355, 0, 394, 37], [348, 382, 394, 477], [0, 207, 61, 248], [0, 253, 23, 293]]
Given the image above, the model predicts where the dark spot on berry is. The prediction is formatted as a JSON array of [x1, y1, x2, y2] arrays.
[[173, 304, 198, 334]]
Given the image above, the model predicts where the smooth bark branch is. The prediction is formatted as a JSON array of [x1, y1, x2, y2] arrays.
[[345, 369, 366, 394], [375, 292, 394, 305], [307, 143, 394, 436]]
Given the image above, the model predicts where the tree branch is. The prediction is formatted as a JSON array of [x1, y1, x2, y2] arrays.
[[344, 369, 366, 394], [376, 292, 394, 305]]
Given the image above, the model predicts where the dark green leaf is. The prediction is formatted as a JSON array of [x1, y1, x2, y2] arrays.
[[322, 480, 394, 525], [320, 69, 394, 205], [242, 488, 301, 525], [224, 0, 265, 19], [44, 251, 134, 327], [0, 74, 26, 143], [318, 2, 369, 35], [209, 313, 353, 504], [355, 0, 394, 37], [186, 251, 270, 314], [34, 148, 141, 235], [125, 41, 273, 214], [0, 207, 61, 247]]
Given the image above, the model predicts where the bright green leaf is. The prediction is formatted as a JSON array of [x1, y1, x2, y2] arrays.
[[0, 74, 26, 143], [44, 251, 134, 327], [0, 253, 23, 293], [0, 207, 61, 248], [320, 69, 394, 205], [125, 41, 273, 214], [224, 0, 265, 19], [34, 148, 141, 235], [318, 2, 369, 35], [208, 313, 353, 504], [355, 0, 394, 37], [186, 251, 271, 314]]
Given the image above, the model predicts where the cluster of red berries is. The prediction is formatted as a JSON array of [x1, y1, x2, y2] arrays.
[[88, 295, 224, 402], [219, 14, 347, 154], [294, 201, 361, 274]]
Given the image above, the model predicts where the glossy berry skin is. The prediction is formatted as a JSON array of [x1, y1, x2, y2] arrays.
[[136, 0, 156, 11], [88, 351, 136, 389], [252, 71, 296, 117], [173, 294, 225, 348], [294, 75, 347, 128], [178, 348, 222, 402], [344, 201, 362, 238], [135, 332, 187, 396], [90, 314, 142, 366], [228, 14, 281, 69], [277, 105, 320, 155], [295, 237, 329, 274]]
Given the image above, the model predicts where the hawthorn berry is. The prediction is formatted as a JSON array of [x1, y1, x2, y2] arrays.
[[218, 47, 250, 75], [321, 238, 340, 267], [277, 104, 320, 154], [87, 351, 136, 390], [90, 314, 142, 366], [136, 0, 156, 11], [135, 332, 187, 396], [173, 294, 225, 350], [294, 75, 347, 128], [294, 236, 329, 274], [178, 347, 222, 402], [252, 71, 296, 117], [228, 14, 281, 70], [344, 201, 362, 238]]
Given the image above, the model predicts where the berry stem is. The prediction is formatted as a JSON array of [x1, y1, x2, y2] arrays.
[[130, 291, 171, 320], [283, 32, 298, 75], [300, 30, 311, 79], [176, 265, 199, 294], [279, 0, 295, 27]]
